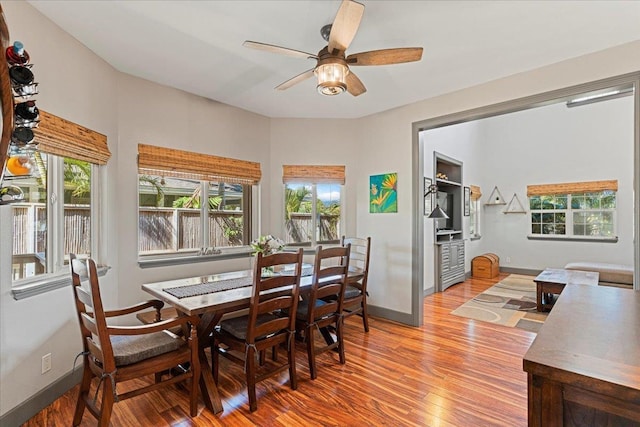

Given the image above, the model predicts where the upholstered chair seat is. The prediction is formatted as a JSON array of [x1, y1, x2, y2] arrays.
[[110, 331, 183, 366], [219, 313, 280, 340]]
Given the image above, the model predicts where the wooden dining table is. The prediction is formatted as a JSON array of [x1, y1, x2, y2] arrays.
[[142, 265, 363, 414]]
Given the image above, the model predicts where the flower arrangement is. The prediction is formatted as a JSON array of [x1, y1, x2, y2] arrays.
[[250, 234, 285, 257]]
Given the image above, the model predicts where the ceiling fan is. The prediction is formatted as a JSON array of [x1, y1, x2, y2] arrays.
[[244, 0, 423, 96]]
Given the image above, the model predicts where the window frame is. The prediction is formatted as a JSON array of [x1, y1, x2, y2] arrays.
[[469, 197, 481, 240], [137, 177, 254, 265], [10, 154, 106, 299], [283, 181, 344, 247], [528, 191, 618, 242]]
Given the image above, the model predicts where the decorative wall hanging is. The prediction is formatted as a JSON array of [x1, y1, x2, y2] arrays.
[[485, 185, 506, 206], [369, 172, 397, 213], [504, 193, 527, 214]]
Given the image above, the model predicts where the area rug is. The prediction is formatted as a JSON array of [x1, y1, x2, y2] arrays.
[[451, 274, 548, 333]]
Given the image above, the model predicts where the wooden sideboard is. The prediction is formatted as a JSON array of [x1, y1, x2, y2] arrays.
[[523, 284, 640, 426]]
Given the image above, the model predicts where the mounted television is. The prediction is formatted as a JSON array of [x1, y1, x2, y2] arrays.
[[435, 191, 454, 231]]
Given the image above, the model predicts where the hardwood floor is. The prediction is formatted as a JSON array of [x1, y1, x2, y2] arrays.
[[23, 274, 535, 426]]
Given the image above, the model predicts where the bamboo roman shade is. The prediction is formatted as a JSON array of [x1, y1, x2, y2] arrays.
[[282, 165, 345, 185], [138, 144, 261, 185], [470, 185, 482, 201], [527, 180, 618, 197], [34, 110, 111, 165]]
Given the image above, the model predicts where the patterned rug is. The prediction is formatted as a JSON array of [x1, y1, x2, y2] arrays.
[[451, 274, 548, 333]]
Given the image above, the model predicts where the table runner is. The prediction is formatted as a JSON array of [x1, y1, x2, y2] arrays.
[[164, 276, 252, 299]]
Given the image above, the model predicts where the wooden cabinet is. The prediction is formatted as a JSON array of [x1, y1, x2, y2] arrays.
[[524, 285, 640, 426], [436, 239, 465, 291]]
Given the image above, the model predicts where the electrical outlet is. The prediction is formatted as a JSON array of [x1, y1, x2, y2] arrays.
[[506, 257, 511, 264], [42, 353, 51, 374]]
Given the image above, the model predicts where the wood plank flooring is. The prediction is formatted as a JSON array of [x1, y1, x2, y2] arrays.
[[22, 274, 535, 426]]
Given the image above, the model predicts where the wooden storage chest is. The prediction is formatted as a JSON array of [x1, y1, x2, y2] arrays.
[[472, 253, 499, 279]]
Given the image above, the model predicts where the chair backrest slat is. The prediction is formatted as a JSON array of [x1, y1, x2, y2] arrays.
[[246, 249, 304, 343], [85, 258, 116, 371], [306, 245, 350, 323], [70, 254, 93, 349], [81, 312, 98, 335], [75, 285, 93, 309], [341, 236, 371, 280]]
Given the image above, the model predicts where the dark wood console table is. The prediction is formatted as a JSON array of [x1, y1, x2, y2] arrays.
[[523, 285, 640, 426]]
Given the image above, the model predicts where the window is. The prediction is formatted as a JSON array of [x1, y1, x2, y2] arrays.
[[11, 154, 94, 281], [284, 182, 342, 245], [138, 177, 249, 255], [137, 144, 260, 259], [10, 110, 109, 284], [527, 180, 617, 240], [282, 165, 345, 246]]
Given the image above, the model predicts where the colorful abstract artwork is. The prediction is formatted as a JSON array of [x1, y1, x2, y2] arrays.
[[369, 173, 397, 213]]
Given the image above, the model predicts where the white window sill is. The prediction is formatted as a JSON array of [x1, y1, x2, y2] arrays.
[[11, 265, 111, 300], [527, 235, 618, 243], [138, 244, 328, 269], [138, 247, 253, 269]]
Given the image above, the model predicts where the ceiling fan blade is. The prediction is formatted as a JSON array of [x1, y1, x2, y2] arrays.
[[328, 0, 365, 54], [346, 71, 366, 97], [347, 48, 423, 66], [275, 68, 315, 91], [243, 41, 317, 59]]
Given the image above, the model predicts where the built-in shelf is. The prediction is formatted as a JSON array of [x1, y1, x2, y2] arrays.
[[504, 193, 527, 214], [435, 178, 462, 187], [433, 152, 465, 292], [437, 230, 462, 235], [484, 185, 506, 205]]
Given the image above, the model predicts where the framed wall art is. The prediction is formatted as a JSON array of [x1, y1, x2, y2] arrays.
[[424, 177, 433, 216], [464, 186, 471, 216], [369, 173, 397, 213]]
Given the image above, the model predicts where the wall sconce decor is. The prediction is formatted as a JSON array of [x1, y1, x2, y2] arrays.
[[424, 179, 448, 219]]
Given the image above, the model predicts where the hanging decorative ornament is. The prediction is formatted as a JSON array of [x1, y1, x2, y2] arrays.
[[6, 154, 33, 175]]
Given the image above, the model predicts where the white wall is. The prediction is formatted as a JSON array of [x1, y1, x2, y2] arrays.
[[1, 1, 639, 418], [0, 1, 273, 417], [420, 121, 484, 292], [268, 119, 360, 242], [475, 97, 634, 269], [115, 74, 272, 309], [0, 1, 119, 416], [420, 97, 634, 283], [356, 40, 640, 315]]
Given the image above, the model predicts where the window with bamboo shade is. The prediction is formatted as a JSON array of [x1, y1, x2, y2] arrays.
[[526, 180, 617, 197], [34, 110, 110, 165], [138, 144, 261, 185], [9, 109, 107, 285], [282, 165, 345, 246], [137, 144, 257, 257], [282, 165, 345, 185], [527, 180, 618, 240]]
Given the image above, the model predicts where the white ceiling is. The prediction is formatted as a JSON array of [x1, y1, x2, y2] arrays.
[[28, 1, 640, 119]]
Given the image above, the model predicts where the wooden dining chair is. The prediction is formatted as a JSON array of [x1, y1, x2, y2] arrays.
[[341, 236, 371, 332], [69, 254, 201, 426], [211, 249, 304, 412], [296, 245, 350, 380]]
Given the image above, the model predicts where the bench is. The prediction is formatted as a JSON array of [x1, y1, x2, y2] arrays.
[[564, 262, 633, 288]]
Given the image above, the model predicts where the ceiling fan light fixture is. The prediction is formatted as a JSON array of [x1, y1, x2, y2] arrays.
[[314, 62, 348, 96]]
